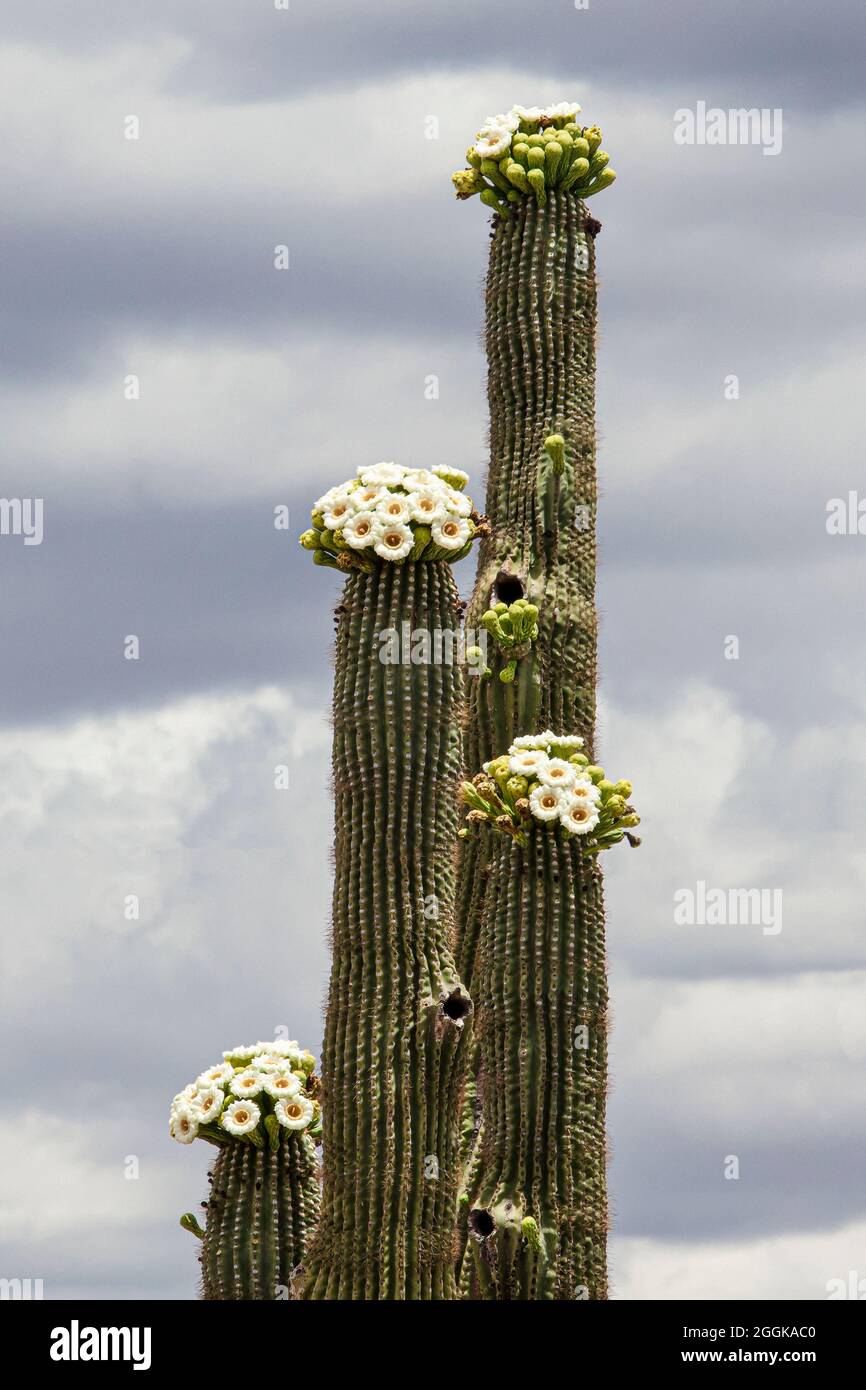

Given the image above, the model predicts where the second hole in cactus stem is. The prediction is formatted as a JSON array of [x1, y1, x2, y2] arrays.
[[468, 1208, 495, 1239], [442, 990, 472, 1021], [492, 571, 525, 605]]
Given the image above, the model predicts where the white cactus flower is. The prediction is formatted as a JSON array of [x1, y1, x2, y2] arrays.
[[401, 468, 442, 491], [229, 1069, 266, 1098], [432, 465, 470, 490], [220, 1100, 261, 1137], [262, 1071, 303, 1100], [341, 511, 381, 549], [197, 1063, 233, 1088], [509, 749, 549, 776], [351, 484, 387, 510], [407, 488, 447, 525], [431, 515, 471, 551], [442, 488, 473, 517], [190, 1087, 224, 1123], [376, 492, 413, 525], [358, 462, 407, 486], [374, 522, 414, 562], [474, 127, 512, 160], [529, 783, 566, 822], [321, 492, 355, 530], [537, 758, 577, 790], [561, 801, 599, 836], [275, 1095, 315, 1131], [170, 1105, 199, 1145], [222, 1046, 258, 1062], [567, 778, 601, 804]]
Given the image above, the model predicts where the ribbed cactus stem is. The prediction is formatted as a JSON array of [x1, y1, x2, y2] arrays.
[[455, 190, 608, 1298], [198, 1133, 320, 1300], [301, 560, 472, 1299]]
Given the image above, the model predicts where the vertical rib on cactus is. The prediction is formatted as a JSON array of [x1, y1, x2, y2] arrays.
[[197, 1134, 320, 1300], [300, 560, 472, 1299], [454, 189, 609, 1298]]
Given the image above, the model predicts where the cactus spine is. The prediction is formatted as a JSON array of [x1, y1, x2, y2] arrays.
[[300, 556, 473, 1299], [455, 182, 609, 1297]]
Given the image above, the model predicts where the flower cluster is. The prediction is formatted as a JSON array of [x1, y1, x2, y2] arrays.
[[169, 1040, 321, 1150], [299, 462, 484, 572], [459, 731, 640, 853], [477, 599, 539, 683], [452, 103, 616, 216]]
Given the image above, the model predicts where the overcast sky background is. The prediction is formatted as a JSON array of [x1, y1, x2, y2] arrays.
[[1, 0, 865, 1301]]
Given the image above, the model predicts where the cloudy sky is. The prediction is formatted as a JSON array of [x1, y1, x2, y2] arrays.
[[2, 0, 865, 1300]]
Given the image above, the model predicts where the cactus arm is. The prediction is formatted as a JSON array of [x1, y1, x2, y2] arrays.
[[453, 103, 617, 1299], [301, 557, 473, 1300]]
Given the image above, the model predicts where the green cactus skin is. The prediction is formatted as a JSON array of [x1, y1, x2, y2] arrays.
[[455, 190, 608, 1298], [299, 560, 472, 1300], [196, 1132, 321, 1300]]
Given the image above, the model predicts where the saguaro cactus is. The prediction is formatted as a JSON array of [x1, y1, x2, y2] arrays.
[[297, 461, 483, 1299], [451, 103, 633, 1299], [171, 1039, 322, 1299]]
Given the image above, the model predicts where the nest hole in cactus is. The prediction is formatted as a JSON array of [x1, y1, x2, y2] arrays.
[[468, 1208, 496, 1239], [442, 990, 472, 1022], [493, 571, 524, 605]]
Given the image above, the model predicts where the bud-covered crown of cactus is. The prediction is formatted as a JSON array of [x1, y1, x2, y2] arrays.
[[460, 732, 640, 852], [452, 101, 616, 215]]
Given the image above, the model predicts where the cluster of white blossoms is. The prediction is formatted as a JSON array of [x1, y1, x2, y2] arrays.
[[300, 462, 482, 571], [460, 732, 640, 853], [169, 1040, 320, 1148], [472, 103, 582, 160]]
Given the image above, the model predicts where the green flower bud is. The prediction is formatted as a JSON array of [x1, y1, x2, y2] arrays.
[[499, 658, 517, 684], [569, 752, 589, 765], [527, 146, 546, 170], [452, 168, 484, 199], [511, 141, 531, 169], [545, 141, 563, 183], [409, 524, 432, 560], [589, 150, 610, 175], [310, 509, 325, 528], [527, 133, 546, 146], [480, 188, 509, 217], [571, 137, 590, 159], [493, 601, 508, 614], [585, 765, 604, 782], [583, 168, 616, 198], [598, 779, 617, 795], [615, 780, 633, 798], [179, 1213, 205, 1240], [466, 145, 483, 169], [505, 161, 531, 194], [561, 157, 590, 191], [313, 549, 339, 568], [544, 433, 566, 475], [621, 813, 640, 827], [481, 158, 512, 193], [605, 795, 626, 816], [299, 529, 320, 550], [506, 775, 529, 798], [527, 168, 546, 204], [583, 125, 603, 154]]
